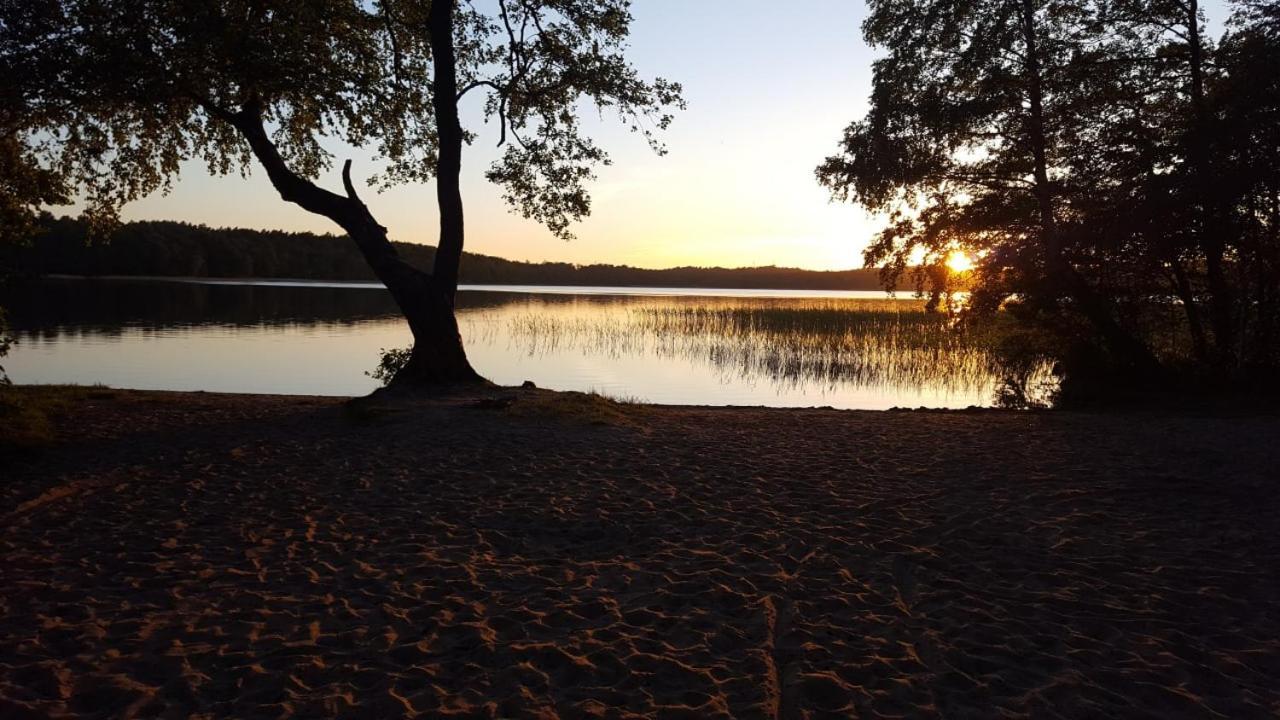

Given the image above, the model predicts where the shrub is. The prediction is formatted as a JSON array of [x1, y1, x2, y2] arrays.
[[367, 346, 412, 386]]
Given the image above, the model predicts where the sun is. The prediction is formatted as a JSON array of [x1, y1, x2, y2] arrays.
[[946, 250, 975, 273]]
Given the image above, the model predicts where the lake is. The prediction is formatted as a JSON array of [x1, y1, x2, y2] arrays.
[[2, 277, 1054, 409]]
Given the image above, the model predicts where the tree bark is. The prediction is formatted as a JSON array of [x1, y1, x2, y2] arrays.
[[428, 0, 465, 302], [226, 101, 481, 386], [1019, 0, 1162, 373]]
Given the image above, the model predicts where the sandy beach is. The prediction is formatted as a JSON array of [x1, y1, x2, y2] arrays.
[[2, 388, 1278, 718]]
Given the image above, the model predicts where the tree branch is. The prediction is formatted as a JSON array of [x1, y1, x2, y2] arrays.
[[456, 79, 505, 100], [226, 101, 352, 224], [342, 159, 364, 205]]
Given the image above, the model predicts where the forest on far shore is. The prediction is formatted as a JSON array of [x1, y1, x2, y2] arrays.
[[7, 216, 894, 291]]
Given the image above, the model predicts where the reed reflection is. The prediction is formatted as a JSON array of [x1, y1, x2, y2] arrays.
[[5, 279, 1056, 408]]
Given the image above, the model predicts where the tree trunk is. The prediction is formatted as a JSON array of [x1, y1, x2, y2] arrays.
[[390, 273, 481, 385], [1170, 257, 1210, 363], [225, 101, 482, 386], [1185, 0, 1236, 366], [1139, 111, 1206, 364], [428, 0, 465, 302], [343, 212, 481, 386], [1252, 182, 1280, 367], [1019, 0, 1161, 374]]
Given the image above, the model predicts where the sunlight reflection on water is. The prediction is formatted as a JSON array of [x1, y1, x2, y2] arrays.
[[4, 278, 1054, 409]]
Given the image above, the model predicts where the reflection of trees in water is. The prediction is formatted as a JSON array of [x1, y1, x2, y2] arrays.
[[8, 280, 1058, 405], [4, 280, 627, 336], [4, 279, 405, 334], [460, 296, 1059, 404]]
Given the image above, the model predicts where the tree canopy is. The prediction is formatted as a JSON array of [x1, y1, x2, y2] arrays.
[[3, 0, 681, 237], [820, 0, 1280, 377], [3, 0, 683, 383]]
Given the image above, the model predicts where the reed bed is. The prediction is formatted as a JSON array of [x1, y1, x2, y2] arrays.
[[459, 296, 1058, 405]]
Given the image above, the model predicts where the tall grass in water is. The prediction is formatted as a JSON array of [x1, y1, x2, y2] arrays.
[[460, 296, 1057, 406]]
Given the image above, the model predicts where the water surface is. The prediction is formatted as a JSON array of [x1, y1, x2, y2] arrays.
[[4, 278, 1049, 409]]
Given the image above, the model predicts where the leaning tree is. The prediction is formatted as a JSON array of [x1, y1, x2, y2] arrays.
[[1, 0, 682, 384]]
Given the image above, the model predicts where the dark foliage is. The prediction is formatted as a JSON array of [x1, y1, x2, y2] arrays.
[[7, 216, 894, 291], [820, 0, 1280, 386]]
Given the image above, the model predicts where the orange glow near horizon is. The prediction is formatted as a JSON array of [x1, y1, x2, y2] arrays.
[[104, 3, 885, 274]]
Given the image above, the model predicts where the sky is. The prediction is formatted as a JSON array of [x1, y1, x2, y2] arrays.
[[110, 0, 1230, 272], [114, 0, 877, 271]]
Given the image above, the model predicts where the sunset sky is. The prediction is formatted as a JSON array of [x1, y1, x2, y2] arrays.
[[110, 0, 1228, 272]]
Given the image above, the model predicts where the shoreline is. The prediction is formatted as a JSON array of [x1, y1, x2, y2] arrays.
[[3, 387, 1278, 717], [36, 273, 911, 299], [7, 383, 1276, 416]]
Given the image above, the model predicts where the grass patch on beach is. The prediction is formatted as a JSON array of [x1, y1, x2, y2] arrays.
[[502, 389, 642, 427], [0, 384, 118, 451], [0, 392, 54, 450], [344, 386, 642, 428], [342, 393, 410, 424]]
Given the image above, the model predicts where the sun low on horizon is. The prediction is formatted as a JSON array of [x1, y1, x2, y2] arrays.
[[946, 251, 976, 274], [99, 0, 1231, 274], [7, 0, 1277, 715]]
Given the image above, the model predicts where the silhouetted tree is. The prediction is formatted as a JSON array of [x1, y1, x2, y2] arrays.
[[820, 0, 1280, 383], [2, 0, 681, 385], [818, 0, 1161, 371], [0, 111, 67, 381], [1099, 0, 1240, 365], [1210, 5, 1280, 369]]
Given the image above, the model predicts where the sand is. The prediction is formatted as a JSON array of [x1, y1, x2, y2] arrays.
[[2, 388, 1278, 718]]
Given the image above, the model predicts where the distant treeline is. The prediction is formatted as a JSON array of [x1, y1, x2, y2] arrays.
[[8, 217, 894, 291]]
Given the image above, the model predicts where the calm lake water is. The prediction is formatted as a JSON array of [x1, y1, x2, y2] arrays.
[[3, 277, 1052, 409]]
